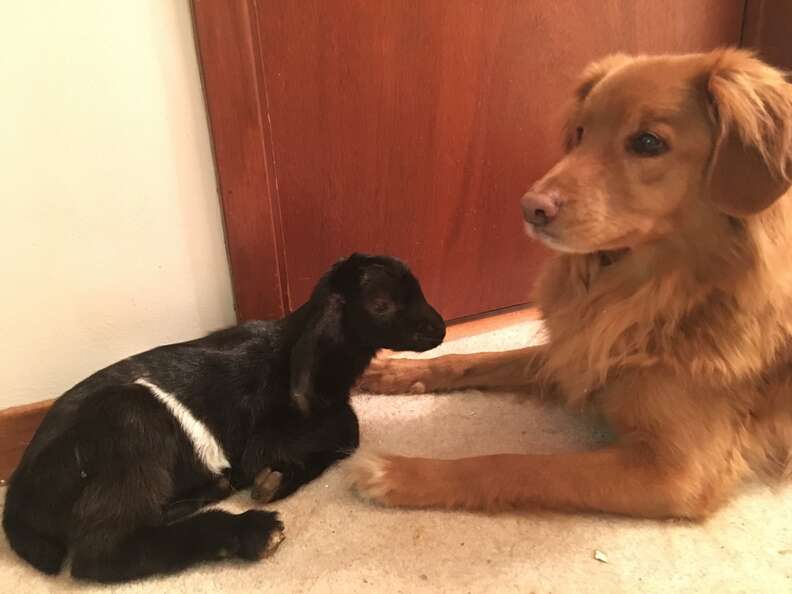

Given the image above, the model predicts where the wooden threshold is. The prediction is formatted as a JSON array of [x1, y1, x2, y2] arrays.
[[0, 305, 540, 481], [445, 304, 540, 341]]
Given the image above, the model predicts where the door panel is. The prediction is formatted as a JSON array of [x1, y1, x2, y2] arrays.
[[194, 0, 744, 321], [743, 0, 792, 70]]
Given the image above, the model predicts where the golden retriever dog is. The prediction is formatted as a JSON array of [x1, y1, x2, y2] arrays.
[[348, 49, 792, 520]]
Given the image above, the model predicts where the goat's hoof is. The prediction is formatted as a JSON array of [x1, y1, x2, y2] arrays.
[[236, 510, 285, 560], [262, 524, 286, 558], [251, 468, 283, 503]]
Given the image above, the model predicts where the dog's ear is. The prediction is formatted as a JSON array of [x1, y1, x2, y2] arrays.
[[705, 50, 792, 217], [563, 54, 632, 152], [290, 294, 344, 415]]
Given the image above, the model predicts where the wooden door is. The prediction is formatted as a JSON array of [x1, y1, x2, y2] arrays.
[[192, 0, 745, 321], [743, 0, 792, 70]]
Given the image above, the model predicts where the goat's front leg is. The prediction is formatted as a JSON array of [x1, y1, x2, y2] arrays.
[[251, 450, 349, 503], [247, 405, 360, 503], [357, 345, 548, 394], [231, 433, 274, 490]]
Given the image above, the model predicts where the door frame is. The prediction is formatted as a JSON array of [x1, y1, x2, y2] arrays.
[[192, 0, 288, 320]]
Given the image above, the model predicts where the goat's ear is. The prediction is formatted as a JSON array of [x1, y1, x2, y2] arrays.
[[705, 50, 792, 217], [563, 53, 632, 152], [290, 295, 344, 415]]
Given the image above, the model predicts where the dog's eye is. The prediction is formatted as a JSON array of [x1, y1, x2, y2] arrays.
[[629, 132, 668, 157], [576, 126, 584, 144]]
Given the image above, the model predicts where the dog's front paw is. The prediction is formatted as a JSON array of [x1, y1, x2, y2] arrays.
[[355, 356, 432, 394], [345, 449, 451, 508], [344, 450, 395, 503]]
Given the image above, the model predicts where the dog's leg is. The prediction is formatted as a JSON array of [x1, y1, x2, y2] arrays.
[[347, 440, 737, 520], [351, 373, 749, 519], [357, 345, 548, 394]]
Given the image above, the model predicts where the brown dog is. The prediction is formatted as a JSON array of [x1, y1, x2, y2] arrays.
[[348, 49, 792, 520]]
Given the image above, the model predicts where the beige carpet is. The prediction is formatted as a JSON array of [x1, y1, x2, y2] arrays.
[[2, 320, 791, 593]]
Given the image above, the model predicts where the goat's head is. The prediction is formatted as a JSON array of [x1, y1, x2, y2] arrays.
[[328, 253, 446, 352]]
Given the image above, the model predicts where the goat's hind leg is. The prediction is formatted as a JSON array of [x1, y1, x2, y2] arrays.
[[72, 510, 284, 583], [69, 384, 284, 582], [70, 468, 283, 583]]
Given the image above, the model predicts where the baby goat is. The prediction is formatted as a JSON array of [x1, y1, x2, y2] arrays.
[[3, 254, 445, 582]]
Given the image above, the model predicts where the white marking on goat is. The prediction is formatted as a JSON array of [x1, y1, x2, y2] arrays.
[[134, 378, 230, 475]]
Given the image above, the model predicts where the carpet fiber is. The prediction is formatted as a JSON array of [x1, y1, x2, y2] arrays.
[[2, 320, 790, 593]]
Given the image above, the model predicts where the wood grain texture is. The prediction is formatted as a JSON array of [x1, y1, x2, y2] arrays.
[[191, 0, 287, 320], [254, 0, 744, 320], [742, 0, 792, 70]]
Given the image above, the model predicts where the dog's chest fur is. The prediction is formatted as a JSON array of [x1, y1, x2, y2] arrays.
[[533, 247, 792, 408]]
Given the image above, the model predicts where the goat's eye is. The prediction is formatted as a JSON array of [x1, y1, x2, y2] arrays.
[[576, 126, 584, 144], [369, 298, 395, 316], [629, 132, 668, 157]]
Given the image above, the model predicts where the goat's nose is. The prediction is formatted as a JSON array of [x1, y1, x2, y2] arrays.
[[417, 315, 445, 337], [521, 191, 560, 227]]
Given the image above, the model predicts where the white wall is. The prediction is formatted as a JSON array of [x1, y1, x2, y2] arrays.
[[0, 1, 235, 408]]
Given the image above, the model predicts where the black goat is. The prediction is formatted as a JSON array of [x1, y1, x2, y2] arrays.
[[3, 254, 445, 582]]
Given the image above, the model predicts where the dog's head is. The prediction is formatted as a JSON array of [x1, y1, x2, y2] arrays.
[[521, 49, 792, 254]]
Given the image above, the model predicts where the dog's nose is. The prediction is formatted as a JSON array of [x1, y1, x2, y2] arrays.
[[521, 191, 560, 227]]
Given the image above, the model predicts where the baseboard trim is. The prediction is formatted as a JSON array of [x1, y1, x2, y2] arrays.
[[0, 399, 54, 482], [445, 304, 540, 341], [0, 306, 540, 481]]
